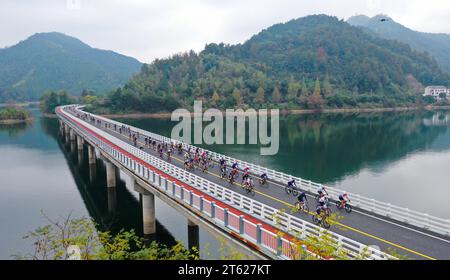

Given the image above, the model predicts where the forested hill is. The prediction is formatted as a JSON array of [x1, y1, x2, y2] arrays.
[[100, 15, 449, 113], [0, 32, 142, 102], [347, 14, 450, 73]]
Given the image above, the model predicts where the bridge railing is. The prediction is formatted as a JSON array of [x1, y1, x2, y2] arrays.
[[73, 105, 450, 236], [58, 105, 392, 260]]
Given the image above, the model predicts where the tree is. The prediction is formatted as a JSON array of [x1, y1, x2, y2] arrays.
[[307, 79, 325, 109], [271, 87, 282, 103], [323, 75, 333, 97], [14, 213, 196, 260], [232, 88, 242, 106], [39, 91, 76, 114], [255, 87, 265, 104], [15, 213, 251, 260], [287, 81, 301, 102], [211, 91, 221, 107]]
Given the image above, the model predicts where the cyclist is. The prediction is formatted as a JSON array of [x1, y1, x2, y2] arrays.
[[298, 191, 308, 204], [231, 162, 239, 171], [244, 177, 254, 191], [220, 165, 227, 179], [229, 168, 238, 182], [242, 167, 250, 182], [287, 179, 297, 189], [318, 195, 328, 207], [167, 147, 173, 160], [317, 185, 328, 198], [184, 158, 190, 169], [338, 191, 350, 208], [316, 204, 328, 217], [219, 158, 226, 168], [260, 173, 268, 184]]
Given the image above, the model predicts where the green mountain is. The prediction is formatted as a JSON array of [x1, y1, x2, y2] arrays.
[[100, 15, 449, 113], [347, 14, 450, 73], [0, 32, 142, 102]]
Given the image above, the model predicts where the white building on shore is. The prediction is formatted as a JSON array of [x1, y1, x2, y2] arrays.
[[423, 86, 450, 100]]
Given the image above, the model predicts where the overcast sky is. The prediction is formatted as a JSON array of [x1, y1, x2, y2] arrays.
[[1, 0, 449, 63]]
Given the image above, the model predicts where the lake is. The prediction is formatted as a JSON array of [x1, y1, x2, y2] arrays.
[[1, 108, 449, 259]]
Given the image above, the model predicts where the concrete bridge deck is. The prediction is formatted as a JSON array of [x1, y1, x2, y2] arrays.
[[59, 106, 450, 260]]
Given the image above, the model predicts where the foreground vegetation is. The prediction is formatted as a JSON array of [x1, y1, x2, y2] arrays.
[[16, 210, 408, 260], [15, 213, 250, 260]]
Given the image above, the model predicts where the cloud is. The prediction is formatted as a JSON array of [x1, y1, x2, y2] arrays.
[[0, 0, 448, 63]]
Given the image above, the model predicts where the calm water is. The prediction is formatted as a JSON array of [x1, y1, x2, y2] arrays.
[[116, 110, 450, 218], [1, 109, 450, 259], [0, 108, 243, 259]]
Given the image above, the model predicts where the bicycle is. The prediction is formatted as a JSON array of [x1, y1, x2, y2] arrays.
[[243, 182, 256, 196], [228, 173, 236, 186], [335, 200, 352, 213], [312, 213, 330, 229], [316, 201, 332, 216], [285, 184, 299, 196], [295, 201, 310, 213], [220, 168, 227, 180], [201, 161, 208, 173], [259, 177, 267, 186]]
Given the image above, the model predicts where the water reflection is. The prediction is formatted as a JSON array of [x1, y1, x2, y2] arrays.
[[116, 111, 450, 184], [116, 110, 450, 217], [54, 126, 178, 245]]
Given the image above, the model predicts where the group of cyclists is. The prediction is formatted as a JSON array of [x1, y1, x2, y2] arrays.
[[288, 179, 351, 223], [183, 147, 213, 172], [72, 107, 353, 229]]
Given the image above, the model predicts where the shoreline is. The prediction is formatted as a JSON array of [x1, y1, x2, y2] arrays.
[[0, 118, 33, 124], [91, 105, 450, 119]]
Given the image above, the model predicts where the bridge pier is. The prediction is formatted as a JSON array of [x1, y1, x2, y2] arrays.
[[188, 220, 200, 255], [69, 128, 75, 142], [76, 135, 83, 151], [105, 161, 117, 188], [142, 192, 156, 235], [64, 125, 69, 143], [70, 140, 76, 154], [133, 180, 156, 235], [59, 121, 64, 136], [88, 145, 96, 165]]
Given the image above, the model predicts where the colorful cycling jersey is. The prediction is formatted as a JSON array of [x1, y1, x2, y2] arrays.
[[318, 196, 327, 205], [288, 180, 296, 187], [232, 163, 238, 169], [318, 186, 327, 193], [219, 159, 226, 166]]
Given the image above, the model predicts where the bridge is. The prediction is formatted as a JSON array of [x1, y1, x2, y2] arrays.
[[56, 105, 450, 260]]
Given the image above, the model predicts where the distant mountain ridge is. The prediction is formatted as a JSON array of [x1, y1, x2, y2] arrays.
[[347, 14, 450, 73], [0, 32, 142, 102], [99, 15, 449, 113]]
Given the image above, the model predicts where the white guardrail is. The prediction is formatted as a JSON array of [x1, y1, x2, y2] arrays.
[[58, 105, 392, 260], [71, 105, 450, 237]]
